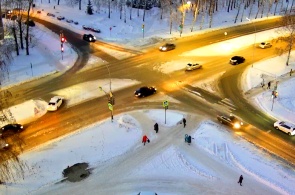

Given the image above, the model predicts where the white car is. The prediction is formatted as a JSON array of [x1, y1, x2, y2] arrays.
[[47, 96, 64, 111], [259, 42, 272, 49], [186, 63, 202, 71], [274, 121, 295, 136]]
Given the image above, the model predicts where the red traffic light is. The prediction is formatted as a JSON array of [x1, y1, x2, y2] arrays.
[[61, 37, 65, 43]]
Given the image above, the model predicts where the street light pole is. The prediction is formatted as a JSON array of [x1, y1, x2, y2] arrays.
[[246, 17, 256, 68]]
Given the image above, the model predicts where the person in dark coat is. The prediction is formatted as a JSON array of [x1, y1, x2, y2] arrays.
[[267, 81, 271, 89], [237, 175, 243, 186], [183, 118, 186, 128], [142, 135, 149, 146], [154, 123, 159, 133]]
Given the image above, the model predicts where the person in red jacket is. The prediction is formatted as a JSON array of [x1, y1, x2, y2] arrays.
[[142, 135, 149, 146]]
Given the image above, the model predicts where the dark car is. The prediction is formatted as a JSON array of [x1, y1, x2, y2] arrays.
[[83, 34, 96, 42], [217, 114, 243, 129], [82, 25, 91, 30], [47, 13, 55, 17], [229, 56, 245, 65], [159, 43, 176, 51], [134, 86, 157, 98], [57, 16, 65, 20], [66, 19, 73, 23], [0, 124, 24, 137], [91, 28, 101, 33]]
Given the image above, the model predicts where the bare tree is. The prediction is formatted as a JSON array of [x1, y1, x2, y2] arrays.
[[0, 40, 27, 183], [277, 13, 295, 66], [0, 1, 4, 40]]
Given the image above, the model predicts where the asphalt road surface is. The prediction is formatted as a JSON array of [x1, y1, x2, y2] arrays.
[[2, 16, 295, 165]]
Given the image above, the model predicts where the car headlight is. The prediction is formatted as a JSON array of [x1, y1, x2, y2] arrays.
[[233, 123, 241, 129]]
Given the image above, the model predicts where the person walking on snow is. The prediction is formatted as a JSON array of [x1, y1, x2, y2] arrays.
[[267, 81, 271, 89], [154, 123, 159, 133], [142, 135, 149, 146], [183, 118, 186, 128], [237, 175, 243, 186]]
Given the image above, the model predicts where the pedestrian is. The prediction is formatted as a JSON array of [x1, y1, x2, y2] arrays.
[[154, 123, 159, 133], [237, 175, 243, 186], [54, 6, 55, 9], [290, 69, 293, 76], [267, 81, 271, 89], [182, 118, 186, 128], [142, 135, 149, 146]]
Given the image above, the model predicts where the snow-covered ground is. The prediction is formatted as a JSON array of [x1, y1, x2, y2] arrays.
[[1, 1, 295, 194]]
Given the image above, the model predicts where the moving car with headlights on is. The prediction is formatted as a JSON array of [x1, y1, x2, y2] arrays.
[[159, 43, 175, 51], [229, 56, 245, 65], [186, 63, 202, 71], [0, 123, 24, 138], [134, 86, 157, 98], [259, 42, 272, 49], [0, 139, 9, 150], [217, 114, 243, 129], [47, 96, 64, 111], [274, 121, 295, 136], [83, 34, 96, 42]]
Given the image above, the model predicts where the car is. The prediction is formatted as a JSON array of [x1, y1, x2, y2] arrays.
[[74, 21, 79, 25], [0, 124, 24, 137], [66, 19, 73, 23], [274, 121, 295, 136], [217, 114, 243, 129], [82, 25, 91, 30], [83, 34, 96, 42], [159, 43, 176, 51], [229, 56, 245, 65], [186, 63, 202, 71], [47, 96, 64, 111], [137, 192, 158, 195], [259, 42, 272, 49], [0, 139, 9, 150], [91, 28, 101, 33], [57, 16, 65, 20], [47, 13, 55, 17], [134, 86, 157, 98]]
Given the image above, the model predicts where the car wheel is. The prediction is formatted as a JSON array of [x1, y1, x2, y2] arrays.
[[274, 126, 279, 130], [219, 120, 223, 124], [288, 132, 291, 136]]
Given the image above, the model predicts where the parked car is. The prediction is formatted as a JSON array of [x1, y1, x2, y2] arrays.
[[186, 63, 202, 71], [0, 124, 24, 137], [229, 56, 245, 65], [217, 114, 243, 129], [134, 86, 157, 98], [274, 121, 295, 136], [91, 28, 101, 33], [47, 13, 55, 17], [82, 25, 91, 30], [159, 43, 175, 51], [74, 21, 79, 25], [137, 192, 158, 195], [259, 42, 272, 49], [83, 34, 96, 42], [66, 19, 73, 23], [47, 96, 64, 111], [57, 16, 65, 20]]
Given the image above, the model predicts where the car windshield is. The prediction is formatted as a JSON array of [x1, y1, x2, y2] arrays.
[[49, 102, 56, 105]]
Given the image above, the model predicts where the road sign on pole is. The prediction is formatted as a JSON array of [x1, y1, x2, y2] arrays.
[[108, 103, 114, 122], [163, 100, 169, 124]]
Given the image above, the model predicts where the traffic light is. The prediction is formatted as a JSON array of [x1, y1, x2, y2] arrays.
[[61, 46, 64, 52], [142, 24, 144, 31], [61, 37, 65, 43]]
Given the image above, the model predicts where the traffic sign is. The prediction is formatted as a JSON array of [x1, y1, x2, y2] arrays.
[[108, 103, 113, 111], [163, 100, 169, 107]]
